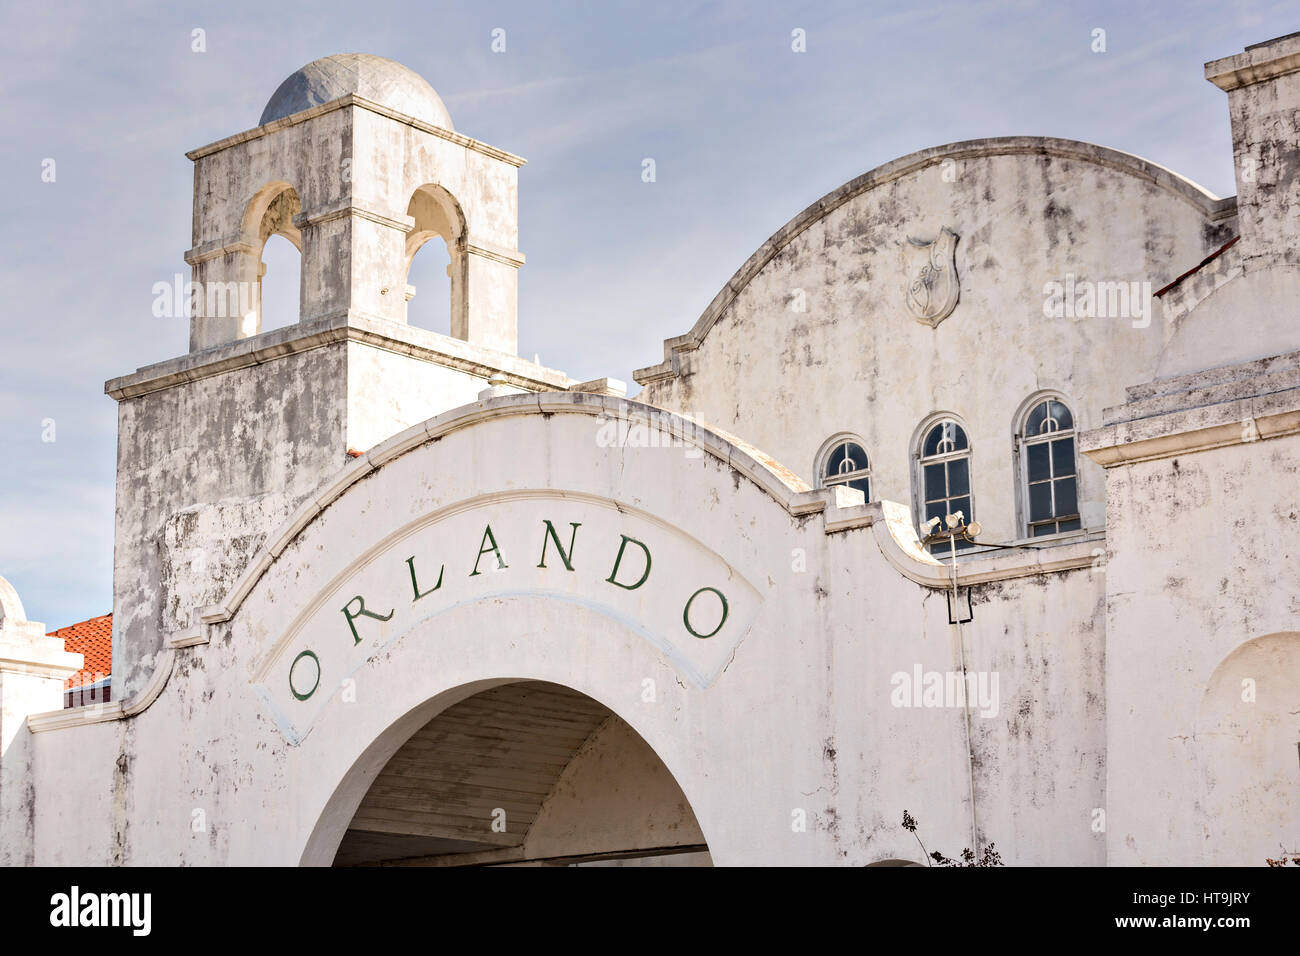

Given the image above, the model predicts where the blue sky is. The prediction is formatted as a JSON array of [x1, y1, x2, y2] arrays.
[[0, 0, 1290, 628]]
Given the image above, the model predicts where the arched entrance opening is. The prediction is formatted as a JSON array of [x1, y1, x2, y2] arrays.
[[331, 680, 711, 867]]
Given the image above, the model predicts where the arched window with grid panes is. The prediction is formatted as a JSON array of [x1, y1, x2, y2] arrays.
[[816, 435, 871, 501], [1018, 396, 1081, 537], [917, 418, 974, 554]]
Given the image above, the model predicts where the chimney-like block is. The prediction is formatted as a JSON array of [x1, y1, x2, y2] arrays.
[[1206, 32, 1300, 268]]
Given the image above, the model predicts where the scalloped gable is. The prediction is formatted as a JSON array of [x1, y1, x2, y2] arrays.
[[633, 136, 1234, 386]]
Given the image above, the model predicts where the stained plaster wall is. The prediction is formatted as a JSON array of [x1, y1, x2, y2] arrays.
[[636, 140, 1234, 550], [32, 397, 1108, 865]]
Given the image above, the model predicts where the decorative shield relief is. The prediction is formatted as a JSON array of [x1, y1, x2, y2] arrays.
[[902, 227, 960, 327]]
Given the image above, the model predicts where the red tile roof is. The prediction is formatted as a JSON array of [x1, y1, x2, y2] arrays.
[[48, 614, 112, 689]]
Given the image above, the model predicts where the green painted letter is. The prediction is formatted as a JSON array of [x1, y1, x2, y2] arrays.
[[605, 534, 652, 591], [538, 520, 582, 571], [289, 649, 321, 701], [406, 555, 444, 601], [683, 586, 729, 639], [470, 524, 508, 576], [341, 595, 395, 645]]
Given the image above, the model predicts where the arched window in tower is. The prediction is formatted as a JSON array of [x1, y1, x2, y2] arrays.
[[816, 435, 871, 500], [405, 233, 452, 334], [917, 418, 974, 553], [243, 182, 301, 334], [259, 233, 301, 333], [405, 184, 466, 337], [1018, 397, 1081, 537]]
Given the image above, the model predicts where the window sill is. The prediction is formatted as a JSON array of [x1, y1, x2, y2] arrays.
[[935, 526, 1101, 560]]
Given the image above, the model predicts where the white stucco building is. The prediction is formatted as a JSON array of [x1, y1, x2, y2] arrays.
[[1, 35, 1298, 866]]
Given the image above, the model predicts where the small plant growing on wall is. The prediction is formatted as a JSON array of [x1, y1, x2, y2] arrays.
[[901, 809, 1004, 867]]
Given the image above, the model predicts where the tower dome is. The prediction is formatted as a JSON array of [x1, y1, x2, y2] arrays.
[[259, 53, 453, 130]]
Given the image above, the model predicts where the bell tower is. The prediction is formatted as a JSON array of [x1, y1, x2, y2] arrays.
[[106, 55, 612, 700], [187, 52, 524, 352]]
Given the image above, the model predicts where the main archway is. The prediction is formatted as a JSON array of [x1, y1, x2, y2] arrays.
[[185, 393, 887, 867], [329, 680, 710, 866]]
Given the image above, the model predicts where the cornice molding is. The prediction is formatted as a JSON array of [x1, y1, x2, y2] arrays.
[[1206, 35, 1300, 91], [465, 241, 526, 268], [1083, 401, 1300, 467], [185, 95, 527, 167], [292, 200, 414, 233], [184, 238, 261, 266], [104, 312, 574, 402], [27, 649, 174, 734]]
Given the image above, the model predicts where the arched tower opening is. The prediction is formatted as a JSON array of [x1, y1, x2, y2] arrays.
[[404, 184, 466, 338], [235, 181, 302, 334], [186, 54, 523, 355]]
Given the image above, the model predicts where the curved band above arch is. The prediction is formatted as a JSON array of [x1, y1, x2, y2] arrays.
[[27, 391, 1111, 866]]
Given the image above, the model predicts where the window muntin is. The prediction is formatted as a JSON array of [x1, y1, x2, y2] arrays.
[[923, 420, 968, 457], [919, 420, 973, 554], [1020, 398, 1081, 537], [821, 438, 871, 501]]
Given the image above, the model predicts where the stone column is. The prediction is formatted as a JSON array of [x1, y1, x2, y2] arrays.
[[0, 577, 83, 865], [185, 239, 263, 351], [295, 202, 414, 324], [462, 241, 523, 354]]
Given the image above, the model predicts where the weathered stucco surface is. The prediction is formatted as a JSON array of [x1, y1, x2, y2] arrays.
[[635, 138, 1235, 549], [111, 346, 349, 696], [1086, 366, 1300, 865], [0, 580, 81, 865], [110, 329, 573, 700], [29, 396, 1110, 864], [188, 85, 523, 351], [4, 36, 1299, 867]]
